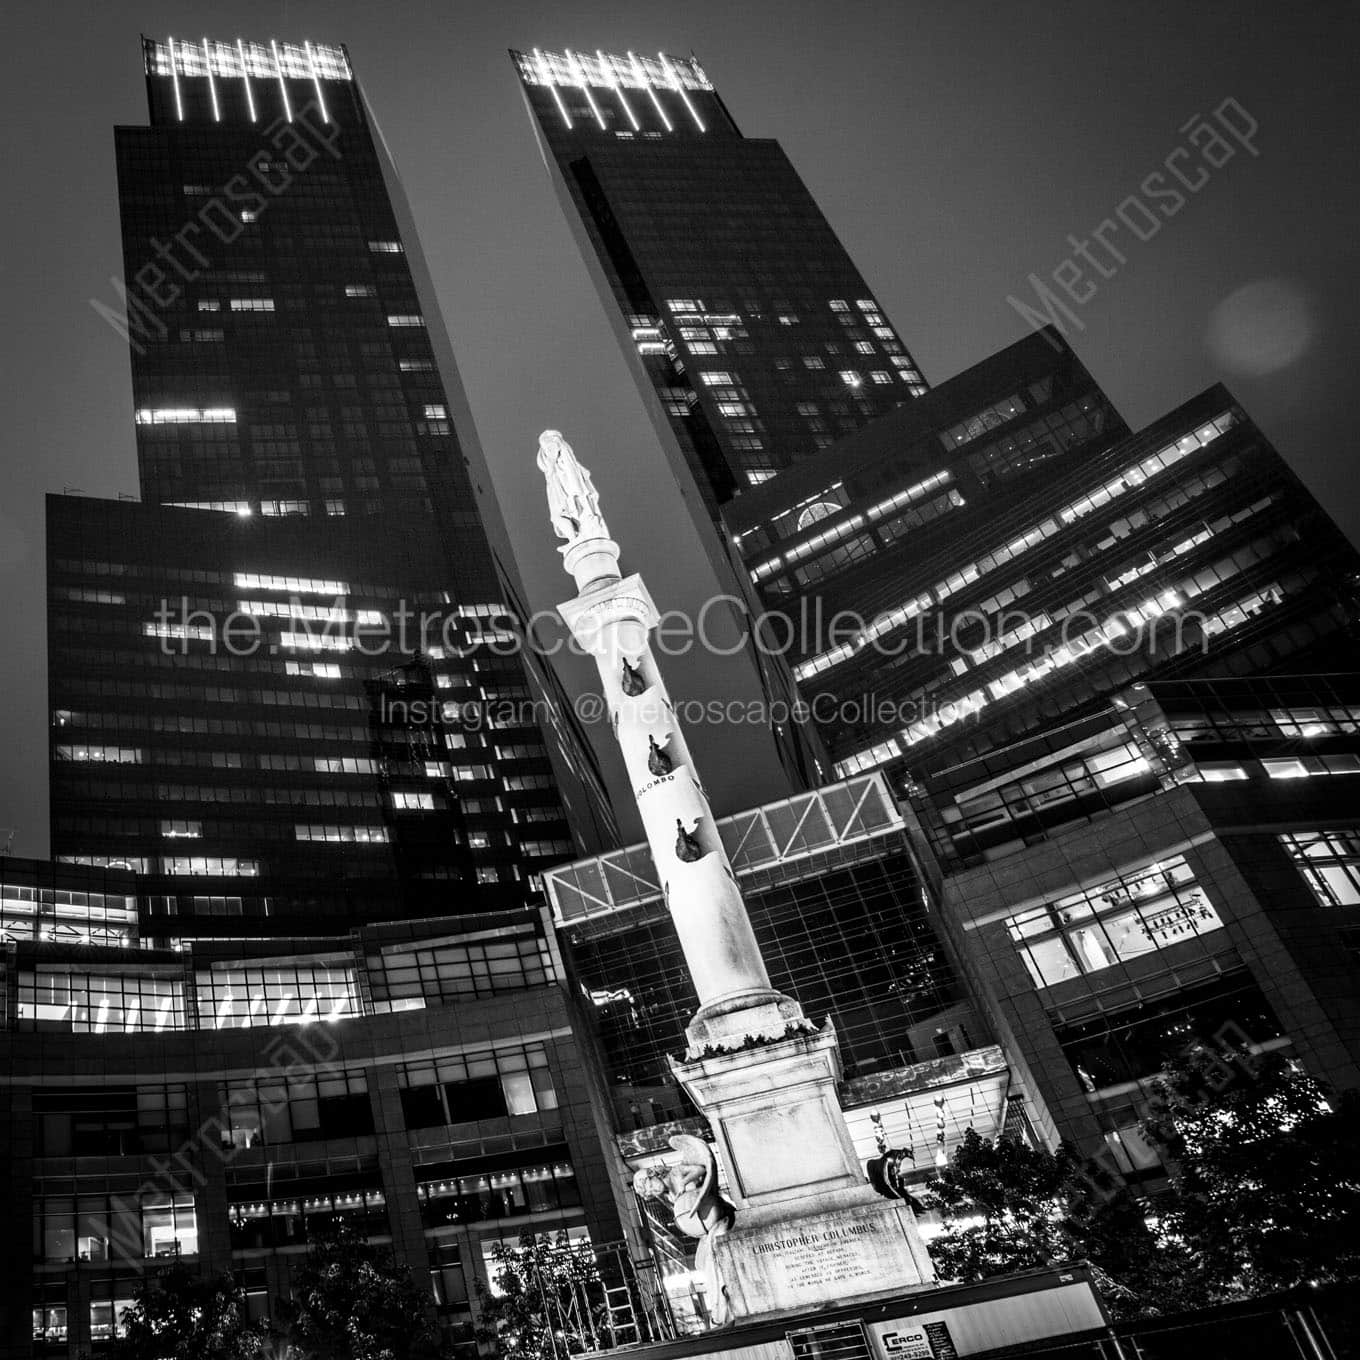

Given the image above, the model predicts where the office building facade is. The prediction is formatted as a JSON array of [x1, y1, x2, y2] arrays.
[[512, 47, 928, 513], [5, 890, 633, 1357], [942, 672, 1360, 1172], [725, 330, 1359, 809]]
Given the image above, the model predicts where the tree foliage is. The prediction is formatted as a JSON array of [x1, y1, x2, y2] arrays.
[[113, 1264, 271, 1360], [923, 1130, 1078, 1279], [478, 1232, 610, 1360], [923, 1129, 1197, 1317], [1141, 1045, 1360, 1296], [277, 1223, 439, 1360], [925, 1046, 1360, 1318]]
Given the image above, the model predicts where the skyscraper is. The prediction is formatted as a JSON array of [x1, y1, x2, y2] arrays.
[[55, 36, 616, 938], [512, 48, 928, 515], [9, 38, 638, 1357]]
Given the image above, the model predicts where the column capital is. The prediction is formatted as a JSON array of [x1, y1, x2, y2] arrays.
[[558, 572, 660, 656]]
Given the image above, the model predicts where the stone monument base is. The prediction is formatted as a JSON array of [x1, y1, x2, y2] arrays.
[[713, 1186, 935, 1321]]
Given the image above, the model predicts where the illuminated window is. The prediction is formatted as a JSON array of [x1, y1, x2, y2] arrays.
[[1280, 830, 1360, 906], [1263, 755, 1360, 780], [55, 745, 143, 764], [1006, 855, 1222, 988], [134, 407, 236, 425], [241, 599, 350, 622], [399, 359, 433, 372], [88, 1297, 136, 1343], [1, 884, 137, 950], [314, 756, 378, 774], [36, 1193, 196, 1263], [197, 299, 220, 312], [160, 821, 202, 839], [228, 298, 275, 312], [143, 621, 214, 642], [423, 404, 448, 419], [161, 857, 260, 877], [1197, 764, 1249, 782], [280, 631, 354, 652], [286, 661, 342, 679], [368, 240, 403, 253], [387, 315, 425, 327], [294, 824, 389, 844], [392, 792, 435, 811], [234, 573, 348, 595], [344, 284, 376, 298], [197, 957, 360, 1027], [18, 965, 187, 1033]]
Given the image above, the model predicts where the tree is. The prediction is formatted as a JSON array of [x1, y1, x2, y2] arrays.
[[114, 1263, 271, 1360], [922, 1129, 1199, 1317], [1141, 1044, 1360, 1297], [478, 1232, 611, 1360], [923, 1130, 1077, 1281], [278, 1223, 439, 1360]]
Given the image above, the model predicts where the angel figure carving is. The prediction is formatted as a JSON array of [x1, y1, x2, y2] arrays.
[[633, 1133, 735, 1324], [537, 429, 608, 547]]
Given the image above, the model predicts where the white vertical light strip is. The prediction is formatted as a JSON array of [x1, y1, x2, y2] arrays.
[[659, 52, 705, 132], [534, 48, 572, 129], [565, 48, 606, 130], [598, 49, 639, 130], [237, 38, 257, 122], [629, 50, 672, 131], [270, 38, 292, 122], [167, 37, 184, 122], [305, 40, 331, 123], [202, 38, 221, 122]]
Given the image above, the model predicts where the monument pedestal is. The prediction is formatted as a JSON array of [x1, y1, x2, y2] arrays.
[[714, 1188, 934, 1320], [672, 1021, 935, 1322]]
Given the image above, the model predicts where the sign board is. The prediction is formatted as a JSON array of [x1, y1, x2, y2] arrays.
[[878, 1321, 956, 1359]]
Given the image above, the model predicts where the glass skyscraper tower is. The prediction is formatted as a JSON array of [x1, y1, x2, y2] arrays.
[[512, 48, 928, 515], [51, 37, 615, 939]]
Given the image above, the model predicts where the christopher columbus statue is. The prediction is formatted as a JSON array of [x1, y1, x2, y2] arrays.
[[536, 429, 608, 547]]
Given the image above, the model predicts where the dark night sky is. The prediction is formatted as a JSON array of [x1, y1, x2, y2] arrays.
[[1, 1, 1357, 858]]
